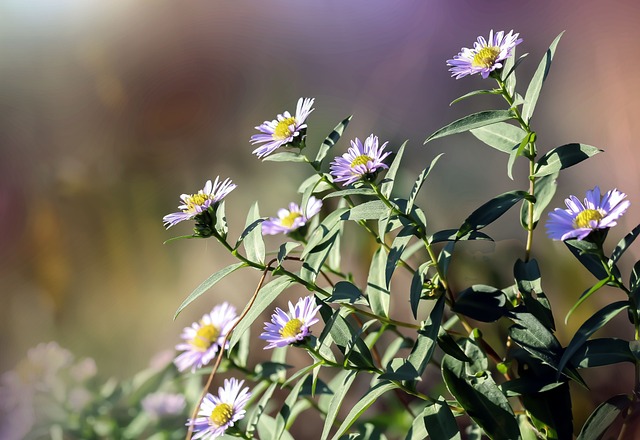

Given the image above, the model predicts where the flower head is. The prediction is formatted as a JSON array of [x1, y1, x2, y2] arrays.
[[330, 134, 391, 186], [163, 177, 236, 229], [260, 296, 322, 349], [262, 196, 323, 236], [189, 378, 251, 440], [251, 97, 315, 159], [174, 303, 238, 373], [447, 30, 522, 79], [546, 186, 630, 241]]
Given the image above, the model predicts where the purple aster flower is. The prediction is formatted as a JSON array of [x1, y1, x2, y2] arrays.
[[260, 296, 322, 349], [329, 134, 391, 186], [250, 97, 315, 159], [447, 30, 523, 79], [174, 303, 238, 373], [189, 378, 251, 440], [163, 177, 236, 229], [262, 196, 323, 235], [546, 186, 630, 241]]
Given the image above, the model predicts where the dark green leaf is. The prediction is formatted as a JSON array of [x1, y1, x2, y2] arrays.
[[406, 153, 443, 214], [277, 242, 301, 266], [300, 230, 340, 283], [610, 223, 640, 267], [318, 306, 374, 369], [429, 229, 493, 244], [470, 122, 526, 154], [520, 172, 558, 230], [442, 355, 520, 440], [437, 241, 456, 278], [514, 259, 555, 330], [557, 301, 629, 377], [564, 240, 608, 280], [229, 277, 294, 349], [174, 262, 246, 318], [303, 207, 348, 258], [533, 143, 602, 177], [407, 294, 446, 375], [379, 358, 422, 381], [437, 332, 471, 362], [386, 226, 414, 287], [381, 141, 407, 198], [424, 110, 514, 144], [457, 190, 529, 238], [410, 262, 431, 319], [419, 397, 462, 440], [327, 281, 367, 305], [314, 115, 353, 168], [570, 338, 635, 368], [577, 394, 631, 440], [564, 278, 611, 324], [452, 285, 508, 322], [522, 31, 564, 122]]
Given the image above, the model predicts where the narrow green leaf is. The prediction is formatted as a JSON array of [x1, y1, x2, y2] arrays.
[[229, 276, 294, 349], [367, 247, 390, 318], [344, 200, 390, 221], [533, 143, 602, 177], [277, 242, 300, 266], [321, 370, 358, 440], [262, 151, 309, 162], [570, 338, 635, 368], [242, 202, 265, 265], [520, 172, 558, 230], [564, 278, 611, 324], [450, 89, 500, 106], [502, 46, 517, 95], [327, 281, 367, 305], [298, 173, 334, 194], [610, 223, 640, 267], [470, 122, 526, 154], [452, 285, 508, 322], [256, 414, 295, 440], [564, 240, 608, 280], [457, 190, 529, 238], [386, 226, 414, 287], [246, 382, 278, 437], [330, 381, 398, 440], [425, 110, 514, 144], [410, 262, 431, 319], [303, 207, 348, 258], [174, 262, 246, 318], [507, 132, 533, 180], [379, 358, 422, 381], [557, 301, 629, 377], [318, 306, 374, 368], [214, 200, 228, 238], [442, 355, 520, 440], [429, 229, 492, 243], [577, 394, 631, 440], [406, 153, 443, 214], [381, 141, 407, 198], [407, 294, 446, 375], [437, 241, 456, 278], [274, 373, 309, 440], [324, 188, 376, 199], [300, 230, 340, 283], [314, 115, 353, 168], [437, 332, 471, 362], [522, 31, 564, 122]]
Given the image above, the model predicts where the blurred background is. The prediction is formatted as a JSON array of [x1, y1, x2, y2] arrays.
[[2, 0, 640, 434]]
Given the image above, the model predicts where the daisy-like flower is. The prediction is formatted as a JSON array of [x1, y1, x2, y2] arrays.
[[250, 97, 315, 159], [447, 30, 523, 79], [546, 186, 631, 241], [163, 177, 236, 229], [330, 134, 391, 186], [262, 196, 323, 236], [189, 378, 251, 440], [260, 296, 322, 349], [174, 303, 238, 373]]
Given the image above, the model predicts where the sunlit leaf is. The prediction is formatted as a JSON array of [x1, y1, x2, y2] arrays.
[[533, 143, 602, 177], [577, 394, 631, 440], [425, 110, 514, 144], [314, 115, 353, 169]]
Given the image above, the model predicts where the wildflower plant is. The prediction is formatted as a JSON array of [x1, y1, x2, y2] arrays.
[[162, 30, 640, 440]]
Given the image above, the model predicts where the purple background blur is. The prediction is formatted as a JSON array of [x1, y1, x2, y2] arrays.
[[2, 0, 639, 430]]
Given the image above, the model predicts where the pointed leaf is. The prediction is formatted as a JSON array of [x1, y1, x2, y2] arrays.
[[520, 172, 558, 230], [534, 143, 602, 177], [514, 259, 555, 330], [577, 394, 631, 440], [229, 276, 294, 349], [557, 301, 629, 377], [386, 226, 414, 287], [321, 370, 358, 440], [262, 151, 308, 162], [314, 115, 352, 168], [407, 294, 446, 375], [457, 190, 529, 238], [174, 262, 246, 318], [327, 281, 367, 305], [425, 110, 514, 143], [450, 89, 500, 106], [367, 247, 390, 318], [242, 202, 265, 264], [522, 31, 564, 122], [324, 188, 376, 199], [564, 277, 611, 324], [610, 223, 640, 267], [410, 262, 431, 319], [344, 200, 390, 221], [570, 338, 635, 368], [381, 141, 407, 198], [452, 285, 508, 322], [406, 153, 443, 214], [418, 397, 462, 440]]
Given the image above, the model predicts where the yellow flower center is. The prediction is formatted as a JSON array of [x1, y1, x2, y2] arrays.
[[273, 117, 296, 140], [472, 46, 500, 68], [574, 209, 604, 229], [210, 402, 233, 427], [350, 155, 373, 168], [281, 212, 303, 228], [185, 193, 210, 212], [280, 318, 304, 339], [190, 324, 220, 351]]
